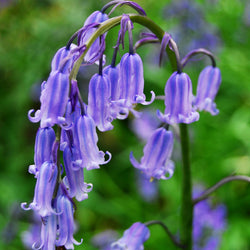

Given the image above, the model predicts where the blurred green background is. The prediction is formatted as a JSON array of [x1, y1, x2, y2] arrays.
[[0, 0, 249, 249]]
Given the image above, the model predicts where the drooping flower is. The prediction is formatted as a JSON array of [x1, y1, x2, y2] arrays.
[[21, 162, 58, 217], [130, 127, 174, 180], [29, 127, 56, 175], [78, 11, 108, 63], [28, 71, 70, 128], [56, 188, 83, 249], [51, 44, 78, 74], [157, 71, 199, 124], [119, 52, 155, 107], [103, 64, 120, 102], [75, 114, 111, 170], [63, 145, 93, 201], [87, 73, 113, 132], [130, 109, 160, 142], [193, 66, 221, 115], [33, 214, 57, 250], [111, 222, 150, 250]]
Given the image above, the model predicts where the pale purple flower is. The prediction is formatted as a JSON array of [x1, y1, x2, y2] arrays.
[[21, 162, 58, 217], [33, 214, 57, 250], [103, 64, 120, 101], [111, 222, 150, 250], [63, 145, 93, 201], [157, 71, 199, 124], [75, 114, 111, 170], [29, 127, 56, 175], [78, 11, 108, 63], [56, 190, 82, 249], [87, 73, 113, 132], [130, 109, 159, 142], [194, 66, 222, 115], [130, 127, 174, 180], [91, 230, 119, 250], [28, 71, 70, 128], [51, 44, 78, 74], [119, 52, 155, 107]]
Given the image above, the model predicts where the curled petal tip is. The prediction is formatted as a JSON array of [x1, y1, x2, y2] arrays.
[[21, 202, 31, 211], [135, 91, 155, 105], [28, 109, 41, 123], [104, 151, 112, 164]]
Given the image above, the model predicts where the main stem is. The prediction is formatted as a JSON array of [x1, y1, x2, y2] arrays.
[[179, 123, 193, 249]]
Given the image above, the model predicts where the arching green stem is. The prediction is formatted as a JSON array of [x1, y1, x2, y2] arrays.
[[70, 14, 178, 81]]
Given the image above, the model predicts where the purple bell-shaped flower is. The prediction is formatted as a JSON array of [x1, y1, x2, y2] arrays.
[[130, 128, 174, 180], [51, 44, 78, 74], [193, 66, 221, 115], [103, 64, 120, 101], [78, 11, 108, 63], [111, 222, 150, 250], [21, 162, 58, 217], [56, 189, 83, 249], [32, 214, 57, 250], [75, 114, 111, 170], [119, 52, 155, 107], [29, 127, 56, 175], [87, 73, 113, 132], [63, 145, 93, 201], [28, 71, 70, 128], [157, 71, 199, 124]]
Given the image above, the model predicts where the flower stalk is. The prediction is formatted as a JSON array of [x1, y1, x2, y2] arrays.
[[179, 123, 193, 249]]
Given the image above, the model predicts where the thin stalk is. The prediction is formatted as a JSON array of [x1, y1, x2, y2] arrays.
[[145, 220, 184, 248], [179, 123, 193, 249], [193, 175, 250, 205]]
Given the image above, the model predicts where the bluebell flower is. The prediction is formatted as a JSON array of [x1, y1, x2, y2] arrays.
[[104, 64, 132, 120], [91, 230, 119, 250], [21, 162, 58, 217], [28, 71, 70, 128], [87, 73, 114, 132], [63, 145, 93, 201], [78, 11, 108, 63], [130, 109, 160, 142], [51, 44, 78, 74], [111, 222, 150, 250], [29, 127, 56, 175], [75, 114, 111, 170], [33, 214, 57, 250], [119, 52, 155, 108], [56, 188, 82, 249], [130, 128, 174, 180], [194, 66, 222, 115], [157, 71, 199, 124], [103, 64, 120, 102]]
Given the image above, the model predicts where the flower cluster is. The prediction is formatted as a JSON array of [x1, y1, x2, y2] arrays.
[[22, 1, 223, 249]]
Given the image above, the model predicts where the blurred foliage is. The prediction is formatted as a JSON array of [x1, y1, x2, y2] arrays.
[[0, 0, 249, 249]]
